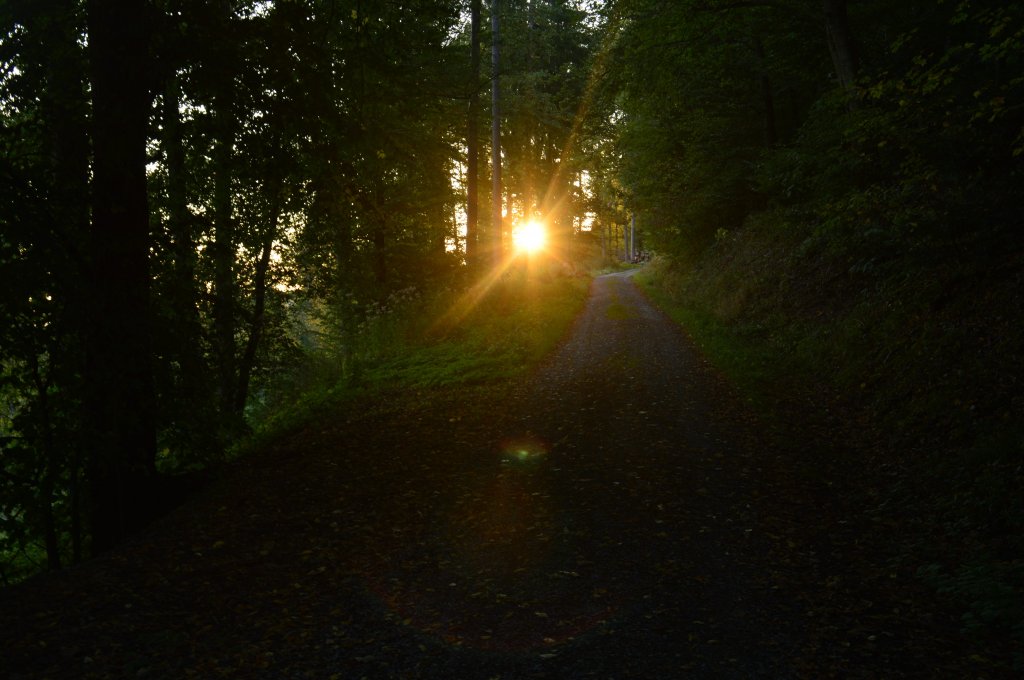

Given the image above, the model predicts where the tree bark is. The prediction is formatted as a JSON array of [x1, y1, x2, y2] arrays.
[[823, 0, 858, 94], [524, 0, 535, 213], [236, 181, 282, 414], [30, 355, 60, 570], [211, 9, 237, 423], [466, 0, 481, 266], [372, 218, 388, 287], [164, 77, 192, 282], [163, 75, 208, 406], [31, 0, 90, 563], [490, 0, 502, 263], [86, 0, 158, 552]]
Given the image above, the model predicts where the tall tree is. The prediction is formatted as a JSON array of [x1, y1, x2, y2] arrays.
[[466, 0, 482, 266], [1, 0, 96, 573], [209, 0, 239, 426], [85, 0, 158, 551], [823, 0, 858, 94], [490, 0, 502, 262]]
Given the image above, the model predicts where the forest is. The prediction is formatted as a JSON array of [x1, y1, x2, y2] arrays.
[[2, 0, 1022, 673]]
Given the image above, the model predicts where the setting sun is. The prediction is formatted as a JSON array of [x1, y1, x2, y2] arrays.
[[512, 220, 547, 254]]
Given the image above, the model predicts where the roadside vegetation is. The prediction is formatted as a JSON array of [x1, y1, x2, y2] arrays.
[[636, 232, 1023, 666], [237, 268, 591, 460], [0, 1, 605, 585], [609, 0, 1023, 664]]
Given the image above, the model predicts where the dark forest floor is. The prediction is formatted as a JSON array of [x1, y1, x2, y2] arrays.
[[0, 272, 1013, 678]]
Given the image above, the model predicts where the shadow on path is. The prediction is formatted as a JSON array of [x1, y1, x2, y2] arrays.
[[0, 273, 981, 678]]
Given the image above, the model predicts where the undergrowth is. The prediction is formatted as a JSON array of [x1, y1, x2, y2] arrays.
[[235, 267, 590, 457], [636, 220, 1024, 668]]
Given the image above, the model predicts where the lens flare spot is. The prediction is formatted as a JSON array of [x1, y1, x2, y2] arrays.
[[501, 436, 548, 463]]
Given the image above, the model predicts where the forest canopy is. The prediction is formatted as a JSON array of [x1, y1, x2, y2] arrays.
[[0, 0, 609, 582]]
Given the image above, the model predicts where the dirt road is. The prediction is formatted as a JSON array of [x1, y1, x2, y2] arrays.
[[1, 272, 984, 678]]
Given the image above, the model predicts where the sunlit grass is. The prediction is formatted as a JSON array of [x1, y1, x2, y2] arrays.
[[634, 263, 782, 412], [385, 273, 588, 388], [240, 270, 590, 455]]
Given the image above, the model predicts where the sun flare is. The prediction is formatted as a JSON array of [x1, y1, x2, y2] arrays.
[[512, 220, 547, 254]]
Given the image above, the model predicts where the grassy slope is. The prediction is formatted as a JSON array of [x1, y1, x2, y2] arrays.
[[636, 223, 1024, 665], [240, 269, 591, 457]]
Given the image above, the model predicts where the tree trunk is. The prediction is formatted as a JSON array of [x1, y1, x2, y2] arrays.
[[524, 0, 535, 213], [86, 0, 158, 552], [630, 213, 636, 262], [33, 0, 89, 562], [30, 355, 60, 570], [40, 0, 90, 256], [373, 218, 388, 287], [235, 183, 282, 414], [212, 68, 237, 422], [163, 76, 208, 407], [466, 0, 481, 266], [490, 0, 502, 263], [70, 458, 82, 564], [331, 199, 354, 293], [823, 0, 858, 95]]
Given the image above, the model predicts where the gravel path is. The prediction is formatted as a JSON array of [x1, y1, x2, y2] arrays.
[[1, 272, 986, 678]]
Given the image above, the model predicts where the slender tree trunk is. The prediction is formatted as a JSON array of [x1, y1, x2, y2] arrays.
[[466, 0, 481, 266], [164, 78, 190, 264], [373, 219, 388, 287], [235, 183, 282, 413], [163, 76, 208, 406], [70, 458, 81, 563], [630, 213, 636, 262], [505, 183, 513, 234], [41, 1, 90, 254], [234, 244, 269, 411], [212, 70, 237, 421], [86, 0, 158, 552], [491, 0, 502, 263], [331, 197, 353, 292], [524, 0, 535, 213], [34, 0, 89, 561], [30, 356, 60, 570], [824, 0, 858, 94]]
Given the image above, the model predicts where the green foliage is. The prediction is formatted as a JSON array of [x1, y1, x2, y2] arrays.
[[760, 2, 1023, 248], [603, 0, 1024, 268], [1, 0, 89, 575], [637, 160, 1023, 658], [605, 0, 824, 259], [634, 257, 790, 414], [0, 0, 603, 583], [237, 271, 589, 455]]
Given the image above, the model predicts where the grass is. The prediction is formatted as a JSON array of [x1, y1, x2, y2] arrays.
[[236, 269, 590, 457], [635, 221, 1024, 669], [633, 263, 794, 415]]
